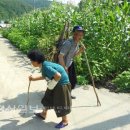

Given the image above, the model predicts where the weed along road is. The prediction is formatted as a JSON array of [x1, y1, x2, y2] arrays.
[[0, 36, 130, 130]]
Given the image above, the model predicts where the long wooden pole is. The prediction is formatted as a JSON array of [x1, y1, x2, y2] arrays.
[[83, 49, 101, 106]]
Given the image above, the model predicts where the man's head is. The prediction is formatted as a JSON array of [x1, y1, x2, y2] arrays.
[[72, 26, 84, 42], [27, 50, 45, 67]]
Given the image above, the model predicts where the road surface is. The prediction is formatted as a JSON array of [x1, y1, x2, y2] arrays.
[[0, 35, 130, 130]]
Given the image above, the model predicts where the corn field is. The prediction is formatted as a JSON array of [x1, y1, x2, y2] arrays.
[[2, 0, 130, 92]]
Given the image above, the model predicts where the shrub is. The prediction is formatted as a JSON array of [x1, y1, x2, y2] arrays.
[[77, 75, 89, 85], [113, 69, 130, 92]]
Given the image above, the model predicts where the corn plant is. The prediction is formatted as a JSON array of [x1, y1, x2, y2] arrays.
[[2, 0, 130, 91]]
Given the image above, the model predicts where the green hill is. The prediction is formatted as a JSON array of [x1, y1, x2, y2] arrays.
[[0, 0, 32, 20], [22, 0, 52, 8], [0, 0, 52, 20]]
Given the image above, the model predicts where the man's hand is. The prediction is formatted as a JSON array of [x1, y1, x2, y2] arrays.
[[79, 44, 86, 52], [75, 44, 86, 57]]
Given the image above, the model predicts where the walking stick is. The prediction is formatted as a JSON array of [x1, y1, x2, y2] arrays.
[[83, 47, 101, 106], [26, 80, 31, 108], [21, 80, 31, 115]]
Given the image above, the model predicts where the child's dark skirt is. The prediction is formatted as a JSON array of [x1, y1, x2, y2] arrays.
[[41, 83, 72, 117]]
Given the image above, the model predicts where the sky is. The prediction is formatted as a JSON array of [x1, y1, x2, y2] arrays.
[[54, 0, 81, 5]]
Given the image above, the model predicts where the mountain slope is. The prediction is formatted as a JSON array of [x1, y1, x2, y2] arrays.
[[0, 0, 32, 20], [21, 0, 52, 8], [0, 0, 52, 20]]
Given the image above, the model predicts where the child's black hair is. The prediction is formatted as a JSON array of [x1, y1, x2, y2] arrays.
[[27, 50, 45, 63]]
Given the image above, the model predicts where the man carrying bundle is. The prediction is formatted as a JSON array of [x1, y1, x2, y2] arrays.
[[58, 26, 86, 99]]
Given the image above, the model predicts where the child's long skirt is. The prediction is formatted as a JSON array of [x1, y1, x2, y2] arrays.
[[41, 83, 72, 117]]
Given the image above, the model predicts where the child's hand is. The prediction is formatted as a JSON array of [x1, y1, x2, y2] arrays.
[[29, 75, 35, 81]]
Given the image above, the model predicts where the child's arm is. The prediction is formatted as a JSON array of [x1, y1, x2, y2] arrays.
[[29, 75, 45, 81], [53, 72, 61, 81], [47, 72, 61, 90]]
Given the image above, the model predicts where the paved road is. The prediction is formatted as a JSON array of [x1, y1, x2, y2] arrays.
[[0, 36, 130, 130]]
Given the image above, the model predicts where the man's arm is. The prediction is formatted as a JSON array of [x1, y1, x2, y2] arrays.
[[58, 41, 71, 72], [58, 54, 68, 72]]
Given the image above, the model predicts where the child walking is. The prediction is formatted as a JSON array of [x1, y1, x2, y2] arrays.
[[27, 50, 72, 129]]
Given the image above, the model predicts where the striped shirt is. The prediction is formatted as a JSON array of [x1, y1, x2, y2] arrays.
[[60, 38, 79, 68]]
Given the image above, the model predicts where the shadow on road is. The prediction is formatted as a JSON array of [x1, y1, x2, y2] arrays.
[[0, 91, 60, 130], [72, 113, 130, 130], [0, 117, 57, 130], [0, 91, 45, 111]]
